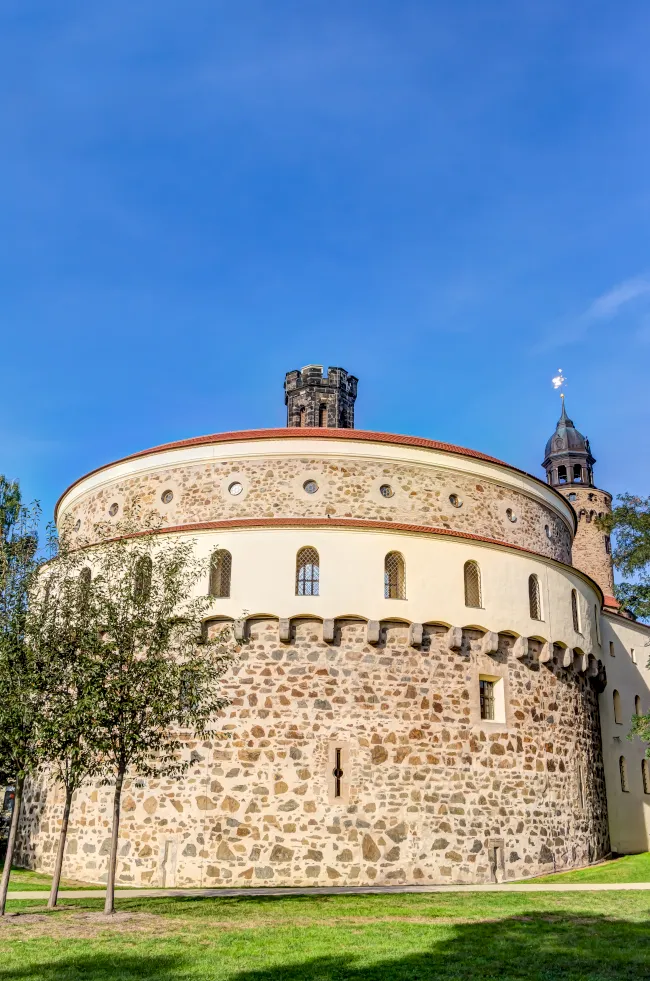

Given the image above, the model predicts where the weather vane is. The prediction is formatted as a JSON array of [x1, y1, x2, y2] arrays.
[[552, 368, 566, 399]]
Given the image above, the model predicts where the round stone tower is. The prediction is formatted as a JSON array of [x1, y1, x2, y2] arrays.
[[542, 397, 615, 602]]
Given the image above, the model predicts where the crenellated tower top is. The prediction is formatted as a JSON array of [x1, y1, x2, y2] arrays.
[[284, 365, 358, 428]]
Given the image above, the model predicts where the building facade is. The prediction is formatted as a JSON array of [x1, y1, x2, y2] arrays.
[[17, 367, 650, 885]]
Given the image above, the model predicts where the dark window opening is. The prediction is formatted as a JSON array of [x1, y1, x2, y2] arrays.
[[480, 679, 495, 721]]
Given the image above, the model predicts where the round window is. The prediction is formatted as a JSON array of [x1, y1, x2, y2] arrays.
[[228, 482, 243, 497], [74, 519, 81, 532], [449, 493, 462, 508], [303, 480, 319, 495], [506, 508, 517, 523], [108, 502, 119, 517], [379, 484, 394, 498], [161, 489, 174, 504]]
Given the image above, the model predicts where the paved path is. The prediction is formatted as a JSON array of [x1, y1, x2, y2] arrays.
[[7, 882, 650, 900]]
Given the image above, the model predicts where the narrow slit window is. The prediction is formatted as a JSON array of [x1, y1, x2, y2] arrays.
[[594, 604, 601, 645], [577, 764, 585, 811], [464, 560, 482, 608], [528, 575, 541, 620], [635, 695, 642, 717], [609, 641, 615, 657], [620, 755, 629, 792], [296, 547, 319, 596], [384, 551, 406, 599], [571, 589, 580, 632], [613, 689, 622, 725], [643, 760, 650, 796], [319, 404, 328, 427], [332, 747, 343, 798], [209, 550, 232, 598]]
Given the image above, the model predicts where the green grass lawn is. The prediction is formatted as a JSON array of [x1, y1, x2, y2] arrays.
[[2, 891, 650, 980], [0, 864, 103, 891], [525, 851, 650, 884]]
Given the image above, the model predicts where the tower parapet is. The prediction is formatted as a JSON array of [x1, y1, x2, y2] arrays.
[[543, 398, 615, 600], [284, 365, 358, 428]]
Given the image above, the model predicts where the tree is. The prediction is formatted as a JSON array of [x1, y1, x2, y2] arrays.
[[26, 527, 105, 908], [78, 508, 234, 915], [598, 495, 650, 622], [0, 477, 42, 916]]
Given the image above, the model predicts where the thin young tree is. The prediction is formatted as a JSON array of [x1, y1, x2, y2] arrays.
[[0, 477, 42, 916], [27, 526, 105, 908], [82, 507, 234, 914]]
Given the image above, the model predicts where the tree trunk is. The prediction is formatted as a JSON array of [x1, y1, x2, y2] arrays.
[[103, 768, 125, 915], [47, 785, 73, 909], [0, 773, 25, 916]]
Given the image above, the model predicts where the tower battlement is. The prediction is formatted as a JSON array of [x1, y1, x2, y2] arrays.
[[284, 364, 358, 428]]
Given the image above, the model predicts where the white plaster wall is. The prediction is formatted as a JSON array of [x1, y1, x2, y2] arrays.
[[139, 526, 602, 652], [600, 613, 650, 853]]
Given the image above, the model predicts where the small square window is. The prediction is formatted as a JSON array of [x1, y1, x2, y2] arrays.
[[479, 676, 506, 724]]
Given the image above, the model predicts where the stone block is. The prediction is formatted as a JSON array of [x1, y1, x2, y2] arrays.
[[367, 621, 380, 645], [322, 619, 336, 643], [480, 631, 499, 656], [445, 626, 463, 652], [513, 636, 528, 660], [409, 623, 423, 648]]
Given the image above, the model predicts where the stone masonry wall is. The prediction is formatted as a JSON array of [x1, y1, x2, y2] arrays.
[[18, 618, 608, 886], [559, 486, 614, 597], [62, 454, 572, 563]]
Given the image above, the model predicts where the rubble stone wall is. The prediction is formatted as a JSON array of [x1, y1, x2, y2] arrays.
[[61, 453, 572, 563], [17, 617, 609, 886]]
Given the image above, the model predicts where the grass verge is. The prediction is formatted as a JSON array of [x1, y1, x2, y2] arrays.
[[2, 891, 650, 979], [524, 851, 650, 884]]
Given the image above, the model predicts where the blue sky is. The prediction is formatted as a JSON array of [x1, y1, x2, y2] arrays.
[[2, 1, 649, 525]]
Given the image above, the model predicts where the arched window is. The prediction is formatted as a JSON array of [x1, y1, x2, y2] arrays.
[[299, 406, 306, 427], [635, 695, 642, 717], [573, 464, 582, 482], [571, 589, 580, 632], [619, 756, 629, 792], [464, 560, 482, 608], [209, 549, 232, 598], [133, 555, 152, 604], [319, 404, 328, 427], [78, 567, 92, 610], [643, 760, 650, 795], [296, 547, 319, 596], [528, 575, 542, 620], [613, 689, 622, 724], [558, 465, 567, 484], [384, 551, 406, 600]]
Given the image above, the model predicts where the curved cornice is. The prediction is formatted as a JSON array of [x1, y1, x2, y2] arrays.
[[55, 427, 576, 529], [86, 515, 604, 606]]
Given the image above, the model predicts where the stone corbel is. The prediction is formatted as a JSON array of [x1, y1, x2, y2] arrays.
[[480, 631, 499, 657], [573, 651, 588, 674], [409, 623, 423, 648], [561, 648, 573, 669], [445, 626, 463, 653], [367, 620, 381, 645], [322, 619, 336, 644], [279, 618, 291, 644], [539, 642, 553, 664], [513, 636, 528, 660]]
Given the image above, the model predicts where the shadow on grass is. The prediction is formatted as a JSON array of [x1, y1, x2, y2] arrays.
[[1, 911, 649, 979]]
